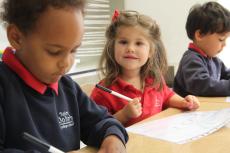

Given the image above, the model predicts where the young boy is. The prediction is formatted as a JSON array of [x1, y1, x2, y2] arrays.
[[174, 1, 230, 97], [0, 0, 128, 153]]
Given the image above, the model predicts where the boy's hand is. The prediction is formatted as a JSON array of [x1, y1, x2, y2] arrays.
[[182, 95, 200, 110], [98, 135, 126, 153], [122, 97, 142, 119], [67, 135, 126, 153]]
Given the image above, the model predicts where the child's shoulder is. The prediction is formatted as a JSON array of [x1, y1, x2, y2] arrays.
[[182, 49, 205, 61], [91, 79, 108, 95], [59, 75, 81, 91], [0, 62, 15, 80], [98, 79, 106, 85], [94, 79, 107, 88], [0, 62, 23, 91]]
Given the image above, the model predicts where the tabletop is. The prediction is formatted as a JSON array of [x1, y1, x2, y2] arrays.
[[78, 102, 230, 153]]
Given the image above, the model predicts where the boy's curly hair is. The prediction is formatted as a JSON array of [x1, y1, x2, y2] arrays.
[[1, 0, 85, 34]]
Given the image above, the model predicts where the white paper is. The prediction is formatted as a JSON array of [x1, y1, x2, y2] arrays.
[[225, 121, 230, 128], [225, 96, 230, 102], [127, 108, 230, 144]]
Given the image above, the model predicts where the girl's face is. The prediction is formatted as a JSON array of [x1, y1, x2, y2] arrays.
[[194, 31, 230, 57], [9, 7, 84, 84], [114, 26, 151, 74]]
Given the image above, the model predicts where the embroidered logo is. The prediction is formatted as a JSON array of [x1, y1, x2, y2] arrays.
[[154, 98, 161, 107], [58, 111, 74, 129]]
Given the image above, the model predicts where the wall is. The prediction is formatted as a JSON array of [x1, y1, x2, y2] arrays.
[[0, 0, 7, 49], [124, 0, 215, 69]]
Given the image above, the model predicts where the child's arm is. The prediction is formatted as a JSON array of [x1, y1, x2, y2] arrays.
[[167, 94, 200, 110], [113, 98, 142, 125], [98, 135, 126, 153]]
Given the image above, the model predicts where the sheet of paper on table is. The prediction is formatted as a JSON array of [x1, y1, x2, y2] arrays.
[[226, 97, 230, 102], [126, 108, 230, 144]]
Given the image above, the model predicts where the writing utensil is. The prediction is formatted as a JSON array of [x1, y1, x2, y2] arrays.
[[95, 84, 133, 102], [23, 132, 65, 153]]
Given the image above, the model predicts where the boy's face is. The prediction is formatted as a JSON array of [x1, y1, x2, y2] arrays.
[[114, 26, 151, 75], [8, 7, 84, 84], [194, 31, 230, 57]]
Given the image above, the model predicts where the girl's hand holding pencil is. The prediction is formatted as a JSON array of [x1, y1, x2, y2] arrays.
[[122, 97, 142, 119], [95, 84, 142, 118], [95, 84, 143, 124]]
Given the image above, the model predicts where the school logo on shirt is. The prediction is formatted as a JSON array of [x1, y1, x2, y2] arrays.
[[154, 98, 161, 108], [58, 111, 74, 129]]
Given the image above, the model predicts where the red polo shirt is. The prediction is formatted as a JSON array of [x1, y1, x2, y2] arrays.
[[2, 47, 58, 95], [91, 77, 175, 127]]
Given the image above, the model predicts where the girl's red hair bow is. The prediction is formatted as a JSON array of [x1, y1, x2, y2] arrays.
[[112, 9, 120, 22]]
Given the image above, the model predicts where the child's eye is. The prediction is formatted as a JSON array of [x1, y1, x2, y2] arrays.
[[47, 49, 61, 56], [219, 37, 226, 42], [118, 40, 128, 44], [136, 41, 144, 46], [71, 49, 77, 54]]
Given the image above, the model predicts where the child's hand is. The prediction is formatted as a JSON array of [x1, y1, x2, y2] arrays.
[[122, 97, 142, 119], [67, 135, 126, 153], [98, 135, 126, 153], [182, 95, 200, 110]]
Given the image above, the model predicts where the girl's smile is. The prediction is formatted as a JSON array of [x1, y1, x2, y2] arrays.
[[123, 54, 139, 59]]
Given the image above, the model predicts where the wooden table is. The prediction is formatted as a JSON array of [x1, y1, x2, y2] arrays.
[[78, 102, 230, 153], [197, 96, 227, 103]]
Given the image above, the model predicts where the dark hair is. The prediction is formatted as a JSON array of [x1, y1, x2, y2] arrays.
[[100, 10, 168, 90], [186, 1, 230, 40], [1, 0, 86, 34]]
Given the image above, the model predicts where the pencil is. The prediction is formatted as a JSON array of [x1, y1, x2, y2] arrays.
[[23, 132, 65, 153], [95, 84, 133, 102]]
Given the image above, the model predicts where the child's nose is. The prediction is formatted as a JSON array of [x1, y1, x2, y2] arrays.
[[58, 55, 72, 70], [127, 44, 135, 53]]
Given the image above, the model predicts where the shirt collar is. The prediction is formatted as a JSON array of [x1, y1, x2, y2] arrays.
[[2, 47, 59, 95], [113, 76, 153, 90], [114, 77, 131, 90], [188, 43, 207, 57]]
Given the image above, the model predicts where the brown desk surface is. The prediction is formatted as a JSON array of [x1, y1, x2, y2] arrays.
[[197, 96, 227, 103], [78, 102, 230, 153]]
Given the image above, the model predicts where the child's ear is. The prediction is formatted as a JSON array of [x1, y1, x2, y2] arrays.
[[194, 30, 203, 41], [7, 24, 24, 50]]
